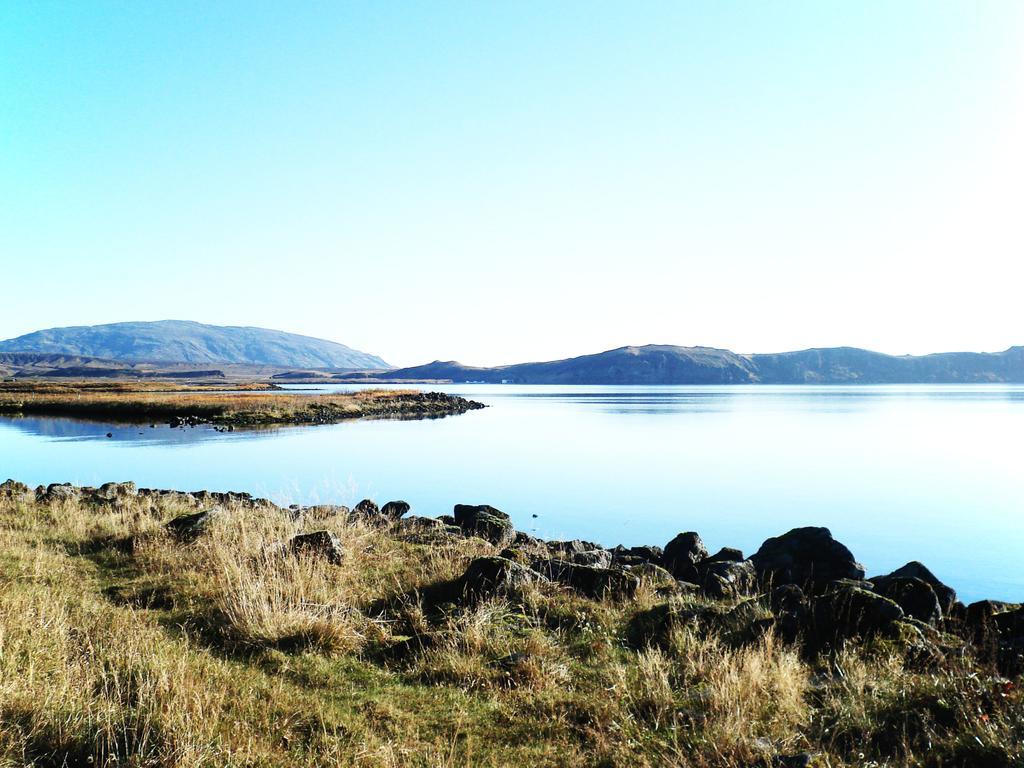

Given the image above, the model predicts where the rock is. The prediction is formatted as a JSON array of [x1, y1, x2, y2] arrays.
[[93, 481, 138, 502], [662, 532, 708, 582], [42, 482, 79, 502], [165, 509, 221, 541], [513, 531, 542, 548], [351, 499, 381, 521], [750, 527, 865, 593], [497, 547, 530, 564], [532, 559, 639, 600], [547, 539, 603, 557], [769, 584, 807, 614], [395, 516, 462, 544], [626, 562, 679, 589], [871, 576, 943, 625], [0, 479, 32, 500], [453, 504, 515, 548], [380, 500, 411, 520], [545, 540, 611, 567], [288, 530, 344, 565], [571, 549, 612, 568], [811, 585, 904, 645], [466, 512, 515, 547], [397, 515, 448, 532], [993, 606, 1024, 638], [705, 546, 744, 563], [699, 559, 758, 600], [453, 503, 509, 525], [870, 561, 957, 614], [610, 544, 663, 566], [458, 556, 544, 600]]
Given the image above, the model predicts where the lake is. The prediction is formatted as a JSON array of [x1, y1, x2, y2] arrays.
[[1, 383, 1021, 603]]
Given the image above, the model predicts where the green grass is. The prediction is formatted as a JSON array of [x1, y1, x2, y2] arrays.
[[0, 488, 1021, 767]]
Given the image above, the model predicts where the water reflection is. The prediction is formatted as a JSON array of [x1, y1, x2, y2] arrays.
[[0, 414, 292, 445]]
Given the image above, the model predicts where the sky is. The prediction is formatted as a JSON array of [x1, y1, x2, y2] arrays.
[[2, 2, 1023, 367]]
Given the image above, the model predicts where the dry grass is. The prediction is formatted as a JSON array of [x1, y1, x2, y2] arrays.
[[0, 384, 477, 426], [0, 381, 277, 394], [0, 489, 1022, 767]]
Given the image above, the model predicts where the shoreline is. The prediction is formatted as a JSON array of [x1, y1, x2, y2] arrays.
[[2, 478, 1022, 765], [5, 477, 1016, 625], [0, 383, 485, 427]]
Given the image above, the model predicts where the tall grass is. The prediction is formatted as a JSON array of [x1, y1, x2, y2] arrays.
[[1, 489, 1021, 767]]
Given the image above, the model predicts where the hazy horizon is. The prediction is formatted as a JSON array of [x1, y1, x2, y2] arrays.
[[3, 2, 1022, 366]]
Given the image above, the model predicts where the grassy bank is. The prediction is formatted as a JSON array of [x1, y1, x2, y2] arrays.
[[0, 382, 484, 426], [0, 484, 1020, 767]]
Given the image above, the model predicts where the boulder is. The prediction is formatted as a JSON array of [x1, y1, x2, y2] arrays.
[[993, 606, 1024, 638], [533, 559, 639, 600], [811, 585, 904, 645], [397, 515, 448, 532], [750, 527, 865, 593], [699, 559, 758, 600], [546, 539, 603, 557], [288, 530, 344, 565], [545, 540, 611, 567], [380, 500, 411, 521], [513, 531, 543, 548], [662, 532, 708, 582], [626, 562, 680, 590], [705, 546, 744, 563], [453, 503, 508, 525], [870, 561, 956, 614], [610, 544, 663, 566], [459, 556, 545, 601], [165, 509, 221, 541], [93, 481, 138, 502], [351, 499, 381, 521], [770, 585, 810, 644], [42, 483, 79, 502], [571, 549, 612, 568], [453, 504, 515, 548], [0, 479, 32, 500], [871, 576, 942, 625], [769, 584, 807, 614], [396, 515, 462, 542]]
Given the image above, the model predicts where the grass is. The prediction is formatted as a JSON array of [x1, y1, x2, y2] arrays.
[[0, 381, 483, 426], [0, 487, 1021, 767]]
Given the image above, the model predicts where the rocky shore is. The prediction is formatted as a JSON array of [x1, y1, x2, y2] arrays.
[[3, 478, 1022, 766], [8, 478, 1020, 672]]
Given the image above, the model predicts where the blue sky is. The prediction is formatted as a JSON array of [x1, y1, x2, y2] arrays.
[[2, 2, 1022, 366]]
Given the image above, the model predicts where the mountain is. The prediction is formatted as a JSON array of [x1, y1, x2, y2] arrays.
[[0, 321, 388, 369], [353, 346, 757, 384], [339, 344, 1024, 384]]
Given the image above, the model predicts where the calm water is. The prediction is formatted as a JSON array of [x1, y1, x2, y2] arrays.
[[1, 384, 1022, 603]]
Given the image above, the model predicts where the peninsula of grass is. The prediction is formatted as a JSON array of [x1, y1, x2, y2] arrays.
[[1, 480, 1021, 767], [0, 381, 484, 427]]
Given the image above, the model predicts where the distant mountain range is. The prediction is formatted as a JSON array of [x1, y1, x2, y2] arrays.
[[337, 344, 1024, 384], [4, 323, 1023, 384], [0, 321, 388, 370]]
